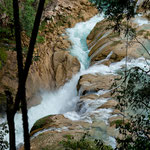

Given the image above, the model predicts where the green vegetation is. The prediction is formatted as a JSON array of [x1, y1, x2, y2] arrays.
[[30, 115, 53, 133], [137, 30, 145, 36], [20, 0, 36, 37], [60, 134, 113, 150], [110, 119, 124, 128], [0, 0, 46, 40], [113, 67, 150, 149], [0, 123, 9, 150], [111, 40, 122, 47]]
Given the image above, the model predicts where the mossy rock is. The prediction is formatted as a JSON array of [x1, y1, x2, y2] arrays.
[[110, 120, 124, 128], [30, 115, 54, 134]]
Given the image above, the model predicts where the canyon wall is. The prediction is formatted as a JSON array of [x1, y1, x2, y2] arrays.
[[0, 0, 98, 106]]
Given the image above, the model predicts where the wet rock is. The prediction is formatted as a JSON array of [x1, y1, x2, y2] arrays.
[[98, 100, 118, 109], [53, 51, 80, 87], [30, 114, 89, 136], [80, 94, 99, 100], [77, 74, 115, 95], [109, 116, 124, 126], [87, 19, 150, 64], [111, 109, 123, 115]]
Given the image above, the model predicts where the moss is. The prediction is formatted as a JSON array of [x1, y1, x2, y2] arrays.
[[110, 119, 124, 127], [137, 30, 145, 36], [36, 35, 45, 43], [30, 115, 54, 133], [111, 40, 122, 47], [108, 32, 119, 38], [144, 31, 150, 39]]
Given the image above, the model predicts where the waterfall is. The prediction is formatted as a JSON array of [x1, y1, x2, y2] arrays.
[[12, 14, 105, 147], [2, 11, 150, 149]]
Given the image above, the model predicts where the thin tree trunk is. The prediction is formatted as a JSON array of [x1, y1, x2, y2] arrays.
[[7, 114, 16, 150], [5, 91, 16, 150], [7, 0, 45, 149], [21, 87, 30, 150]]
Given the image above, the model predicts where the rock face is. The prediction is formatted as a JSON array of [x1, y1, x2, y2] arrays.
[[87, 19, 150, 65], [53, 51, 80, 87], [19, 114, 92, 150], [77, 73, 115, 95], [0, 0, 98, 104]]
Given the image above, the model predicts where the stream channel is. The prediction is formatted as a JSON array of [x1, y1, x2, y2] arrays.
[[1, 13, 150, 149]]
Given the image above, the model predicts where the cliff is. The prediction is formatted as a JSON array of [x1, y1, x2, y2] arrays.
[[0, 0, 98, 109]]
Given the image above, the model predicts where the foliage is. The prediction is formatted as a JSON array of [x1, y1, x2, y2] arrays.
[[0, 123, 9, 150], [0, 0, 14, 25], [20, 0, 36, 37], [60, 133, 113, 150], [112, 67, 150, 149], [0, 0, 14, 41], [0, 0, 37, 38], [92, 1, 150, 149], [115, 67, 150, 111], [91, 0, 137, 32]]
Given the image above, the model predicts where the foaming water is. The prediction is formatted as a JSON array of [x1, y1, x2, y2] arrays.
[[134, 16, 150, 26], [13, 55, 150, 146], [66, 14, 104, 69], [4, 13, 150, 149], [12, 14, 104, 147]]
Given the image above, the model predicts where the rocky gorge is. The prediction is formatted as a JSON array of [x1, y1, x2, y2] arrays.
[[0, 0, 150, 149]]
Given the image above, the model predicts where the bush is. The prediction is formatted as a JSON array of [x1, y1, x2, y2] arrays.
[[60, 134, 113, 150], [113, 67, 150, 149], [0, 123, 9, 150], [20, 0, 36, 37]]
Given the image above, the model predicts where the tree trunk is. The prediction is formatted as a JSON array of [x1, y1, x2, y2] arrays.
[[5, 90, 16, 150], [21, 87, 30, 150], [7, 114, 16, 150]]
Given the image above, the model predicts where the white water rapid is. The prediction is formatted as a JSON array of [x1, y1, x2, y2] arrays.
[[2, 12, 150, 149], [14, 14, 107, 148]]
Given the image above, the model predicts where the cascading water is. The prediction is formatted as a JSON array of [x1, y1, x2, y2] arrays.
[[66, 14, 104, 69], [9, 14, 105, 148], [2, 11, 150, 149]]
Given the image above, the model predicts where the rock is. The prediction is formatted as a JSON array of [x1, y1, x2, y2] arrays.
[[80, 94, 99, 100], [111, 109, 123, 115], [98, 100, 118, 109], [98, 91, 111, 99], [87, 19, 150, 64], [77, 73, 115, 95], [109, 116, 124, 125], [0, 0, 98, 109], [53, 51, 80, 87], [20, 114, 88, 150]]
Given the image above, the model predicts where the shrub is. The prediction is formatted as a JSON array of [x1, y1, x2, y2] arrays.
[[60, 134, 113, 150], [0, 123, 9, 150], [20, 0, 36, 37]]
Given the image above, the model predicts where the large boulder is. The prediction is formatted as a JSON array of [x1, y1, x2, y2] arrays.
[[87, 19, 150, 65], [77, 73, 115, 95], [53, 51, 80, 87]]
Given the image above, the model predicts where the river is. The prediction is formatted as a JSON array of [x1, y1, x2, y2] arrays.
[[1, 12, 150, 149]]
